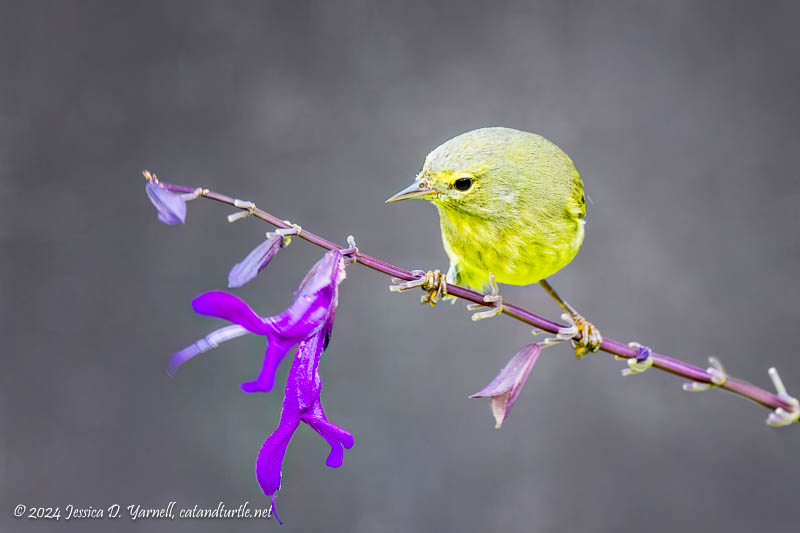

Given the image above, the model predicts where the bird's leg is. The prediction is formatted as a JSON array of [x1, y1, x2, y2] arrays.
[[467, 272, 503, 321], [389, 269, 448, 307], [539, 278, 602, 358]]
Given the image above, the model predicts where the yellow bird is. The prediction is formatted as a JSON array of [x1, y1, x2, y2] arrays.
[[386, 127, 601, 356]]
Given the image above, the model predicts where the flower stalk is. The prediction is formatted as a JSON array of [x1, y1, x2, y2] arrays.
[[149, 174, 797, 420]]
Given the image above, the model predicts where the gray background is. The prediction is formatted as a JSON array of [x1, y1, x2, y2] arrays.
[[2, 1, 799, 532]]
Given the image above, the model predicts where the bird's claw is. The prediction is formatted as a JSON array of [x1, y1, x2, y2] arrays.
[[419, 269, 448, 306], [557, 312, 603, 358], [467, 273, 503, 321], [390, 269, 447, 307]]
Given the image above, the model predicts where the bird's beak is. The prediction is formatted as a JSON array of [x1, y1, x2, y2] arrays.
[[385, 178, 437, 203]]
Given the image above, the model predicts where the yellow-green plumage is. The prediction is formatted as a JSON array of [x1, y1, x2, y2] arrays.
[[417, 127, 586, 292]]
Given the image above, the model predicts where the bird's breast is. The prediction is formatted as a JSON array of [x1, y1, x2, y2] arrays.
[[438, 208, 584, 288]]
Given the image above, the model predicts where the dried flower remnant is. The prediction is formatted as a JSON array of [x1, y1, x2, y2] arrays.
[[228, 233, 286, 288], [143, 171, 189, 225], [470, 343, 543, 428], [145, 181, 186, 225]]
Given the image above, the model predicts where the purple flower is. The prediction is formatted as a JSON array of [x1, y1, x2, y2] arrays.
[[228, 234, 285, 288], [145, 181, 186, 225], [257, 324, 354, 525], [187, 248, 345, 393], [470, 343, 542, 428], [168, 248, 352, 523]]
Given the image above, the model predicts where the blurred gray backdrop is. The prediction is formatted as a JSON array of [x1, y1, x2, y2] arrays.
[[2, 1, 799, 532]]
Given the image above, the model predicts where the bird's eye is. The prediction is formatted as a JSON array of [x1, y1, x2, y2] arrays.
[[453, 177, 474, 191]]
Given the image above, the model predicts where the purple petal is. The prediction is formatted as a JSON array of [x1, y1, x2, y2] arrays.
[[192, 292, 275, 336], [228, 235, 284, 288], [320, 284, 339, 351], [166, 325, 249, 376], [295, 250, 346, 303], [145, 182, 186, 225], [253, 333, 329, 507], [470, 343, 542, 428], [250, 286, 352, 520], [302, 400, 355, 468], [191, 250, 348, 393], [291, 329, 353, 467], [287, 331, 324, 407], [191, 291, 297, 393], [240, 337, 292, 393], [256, 415, 300, 502], [268, 290, 332, 342], [254, 249, 345, 351], [240, 311, 330, 394], [254, 326, 353, 512], [191, 290, 327, 393]]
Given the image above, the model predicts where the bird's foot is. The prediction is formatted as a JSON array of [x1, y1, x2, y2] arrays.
[[556, 312, 603, 358], [467, 273, 503, 321], [390, 269, 447, 307]]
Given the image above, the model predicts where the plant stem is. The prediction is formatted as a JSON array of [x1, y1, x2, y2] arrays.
[[158, 180, 794, 415]]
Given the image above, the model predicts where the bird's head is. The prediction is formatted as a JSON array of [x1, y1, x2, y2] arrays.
[[386, 128, 522, 218], [384, 169, 485, 209]]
